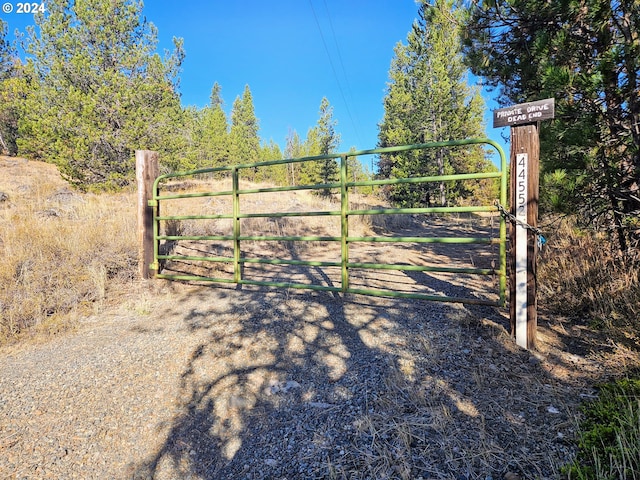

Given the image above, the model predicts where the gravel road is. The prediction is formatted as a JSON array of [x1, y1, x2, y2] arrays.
[[1, 282, 602, 480]]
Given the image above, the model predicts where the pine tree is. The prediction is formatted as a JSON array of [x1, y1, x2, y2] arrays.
[[284, 129, 305, 186], [179, 106, 205, 170], [378, 0, 487, 207], [463, 0, 640, 253], [230, 85, 260, 178], [299, 126, 321, 185], [256, 139, 285, 184], [316, 97, 340, 184], [0, 20, 10, 83], [305, 97, 340, 188], [0, 19, 12, 79], [0, 19, 23, 156], [18, 0, 185, 189], [347, 148, 374, 195], [200, 82, 229, 168], [210, 82, 223, 109]]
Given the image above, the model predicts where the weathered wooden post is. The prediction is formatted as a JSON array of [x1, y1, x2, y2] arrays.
[[136, 150, 159, 279], [493, 99, 554, 349]]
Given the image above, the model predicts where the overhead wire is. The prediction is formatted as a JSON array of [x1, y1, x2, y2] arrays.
[[321, 0, 363, 147], [308, 0, 363, 148]]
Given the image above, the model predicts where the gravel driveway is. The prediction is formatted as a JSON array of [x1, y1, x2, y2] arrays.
[[0, 280, 604, 480]]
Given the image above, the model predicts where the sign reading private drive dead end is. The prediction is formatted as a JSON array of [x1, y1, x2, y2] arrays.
[[496, 97, 555, 350], [493, 98, 555, 128]]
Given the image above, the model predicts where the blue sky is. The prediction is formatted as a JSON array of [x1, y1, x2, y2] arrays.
[[1, 0, 508, 159]]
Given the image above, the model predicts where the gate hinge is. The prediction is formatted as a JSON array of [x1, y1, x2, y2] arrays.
[[148, 199, 158, 207]]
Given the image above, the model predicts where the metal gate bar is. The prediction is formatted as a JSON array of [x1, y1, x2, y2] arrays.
[[151, 139, 507, 306]]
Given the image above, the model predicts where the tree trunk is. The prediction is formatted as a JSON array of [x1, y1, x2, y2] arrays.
[[0, 131, 8, 155], [608, 189, 628, 254]]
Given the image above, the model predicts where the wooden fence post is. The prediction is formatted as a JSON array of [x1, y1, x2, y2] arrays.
[[509, 125, 540, 350], [136, 150, 159, 279], [494, 98, 554, 350]]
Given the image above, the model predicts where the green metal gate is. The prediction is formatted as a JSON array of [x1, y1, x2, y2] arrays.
[[150, 139, 507, 306]]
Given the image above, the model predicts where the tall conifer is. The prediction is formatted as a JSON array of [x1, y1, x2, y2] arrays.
[[18, 0, 184, 189], [464, 0, 640, 252], [201, 82, 229, 167], [0, 19, 22, 156], [378, 0, 488, 207], [230, 85, 260, 173], [300, 97, 341, 188], [311, 97, 340, 186]]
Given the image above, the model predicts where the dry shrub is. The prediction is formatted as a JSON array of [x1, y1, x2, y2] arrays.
[[538, 216, 640, 328], [0, 173, 137, 343]]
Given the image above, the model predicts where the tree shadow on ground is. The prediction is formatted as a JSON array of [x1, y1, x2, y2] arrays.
[[131, 213, 638, 479], [128, 272, 618, 480], [132, 286, 409, 479]]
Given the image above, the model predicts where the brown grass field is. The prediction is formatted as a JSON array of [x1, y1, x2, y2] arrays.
[[0, 156, 139, 342]]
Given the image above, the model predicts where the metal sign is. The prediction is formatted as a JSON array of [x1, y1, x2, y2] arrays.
[[514, 153, 528, 348], [493, 98, 555, 128]]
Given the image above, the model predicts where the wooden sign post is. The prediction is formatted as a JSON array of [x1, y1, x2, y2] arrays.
[[493, 98, 554, 350]]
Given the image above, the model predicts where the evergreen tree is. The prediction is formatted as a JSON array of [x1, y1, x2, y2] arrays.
[[305, 97, 340, 188], [316, 97, 340, 184], [18, 0, 185, 189], [299, 126, 321, 185], [378, 0, 487, 207], [200, 82, 229, 168], [0, 19, 11, 83], [179, 83, 229, 170], [284, 129, 305, 186], [256, 139, 285, 184], [347, 148, 374, 195], [179, 105, 205, 170], [463, 0, 640, 253], [210, 82, 223, 109], [0, 19, 22, 156], [230, 85, 260, 178]]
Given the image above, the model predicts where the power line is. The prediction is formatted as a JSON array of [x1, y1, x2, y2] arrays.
[[308, 0, 363, 148], [321, 0, 363, 146]]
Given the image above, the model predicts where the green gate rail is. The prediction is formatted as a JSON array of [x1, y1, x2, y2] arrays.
[[150, 138, 507, 306]]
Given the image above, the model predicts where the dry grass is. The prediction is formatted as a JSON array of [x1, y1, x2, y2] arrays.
[[538, 217, 640, 331], [0, 162, 409, 345], [157, 176, 390, 240], [155, 176, 428, 284], [4, 157, 637, 350], [0, 157, 138, 344], [0, 159, 498, 344]]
